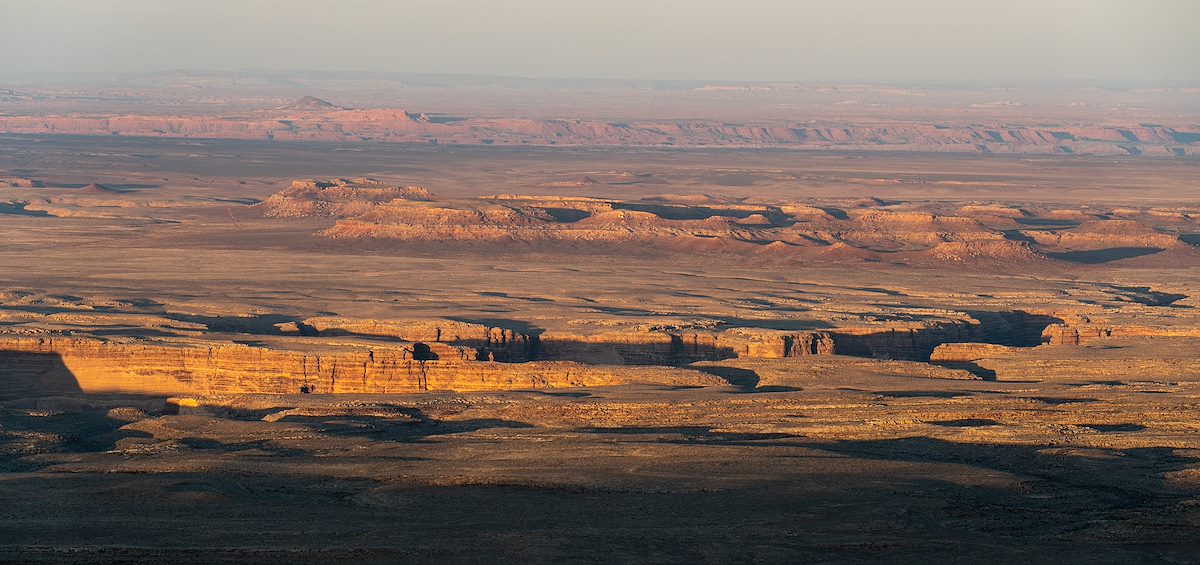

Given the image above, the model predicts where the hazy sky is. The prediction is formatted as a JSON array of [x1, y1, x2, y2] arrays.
[[5, 0, 1198, 82]]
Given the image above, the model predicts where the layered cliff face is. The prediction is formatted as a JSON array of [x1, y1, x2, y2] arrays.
[[298, 316, 835, 365], [929, 343, 1024, 363], [299, 317, 536, 362], [0, 315, 1060, 398], [260, 180, 1199, 268], [0, 108, 1194, 155], [0, 337, 724, 398], [0, 291, 1188, 396], [819, 309, 1065, 361], [1042, 320, 1200, 346], [535, 328, 835, 365], [295, 311, 1056, 365]]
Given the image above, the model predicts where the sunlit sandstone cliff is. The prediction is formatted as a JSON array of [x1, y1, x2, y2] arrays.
[[2, 294, 1196, 397], [0, 337, 724, 397]]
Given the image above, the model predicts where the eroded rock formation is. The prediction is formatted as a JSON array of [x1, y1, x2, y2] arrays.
[[929, 343, 1024, 363], [258, 179, 1200, 267], [535, 328, 835, 365], [300, 317, 535, 362], [1042, 317, 1200, 346]]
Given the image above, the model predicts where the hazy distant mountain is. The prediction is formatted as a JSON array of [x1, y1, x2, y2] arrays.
[[276, 96, 347, 111]]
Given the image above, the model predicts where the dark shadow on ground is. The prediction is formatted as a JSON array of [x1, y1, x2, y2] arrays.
[[1023, 396, 1099, 405], [1099, 284, 1189, 307], [932, 360, 998, 380], [530, 390, 592, 398], [0, 202, 50, 217], [1080, 423, 1147, 433], [2, 409, 1200, 562], [610, 202, 773, 222], [0, 350, 83, 399], [874, 389, 975, 399], [689, 365, 800, 393], [929, 418, 1003, 427], [267, 407, 534, 444], [1047, 247, 1164, 264], [810, 436, 1196, 510], [718, 317, 834, 331], [1015, 218, 1081, 227], [446, 317, 545, 338], [581, 425, 794, 445], [0, 408, 155, 472], [691, 365, 760, 389], [0, 350, 182, 471], [160, 312, 315, 335], [832, 310, 1062, 361]]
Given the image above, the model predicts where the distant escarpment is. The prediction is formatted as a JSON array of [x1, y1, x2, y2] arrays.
[[0, 104, 1194, 155], [257, 178, 1200, 268], [275, 96, 347, 112]]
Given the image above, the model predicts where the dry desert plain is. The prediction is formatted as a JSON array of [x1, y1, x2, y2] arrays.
[[1, 133, 1200, 562]]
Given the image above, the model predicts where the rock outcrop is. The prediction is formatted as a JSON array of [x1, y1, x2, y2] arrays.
[[295, 311, 1056, 365], [536, 328, 835, 365], [301, 316, 835, 365], [929, 343, 1024, 363], [301, 317, 535, 362], [1042, 320, 1200, 345], [260, 178, 434, 218]]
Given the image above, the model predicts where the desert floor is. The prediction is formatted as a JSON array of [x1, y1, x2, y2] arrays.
[[1, 136, 1199, 562]]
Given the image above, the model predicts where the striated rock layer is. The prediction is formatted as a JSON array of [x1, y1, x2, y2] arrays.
[[1042, 321, 1200, 346], [0, 337, 723, 397]]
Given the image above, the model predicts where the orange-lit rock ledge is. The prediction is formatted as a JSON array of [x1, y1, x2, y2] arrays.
[[0, 337, 723, 396]]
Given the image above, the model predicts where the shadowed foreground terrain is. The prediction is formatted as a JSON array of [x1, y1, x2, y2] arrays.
[[1, 136, 1199, 562], [4, 350, 1200, 563]]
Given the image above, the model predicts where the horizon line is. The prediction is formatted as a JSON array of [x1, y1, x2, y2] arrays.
[[1, 68, 1198, 89]]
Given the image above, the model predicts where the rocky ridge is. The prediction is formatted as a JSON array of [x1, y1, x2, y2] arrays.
[[1, 105, 1195, 155], [258, 179, 1200, 268]]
